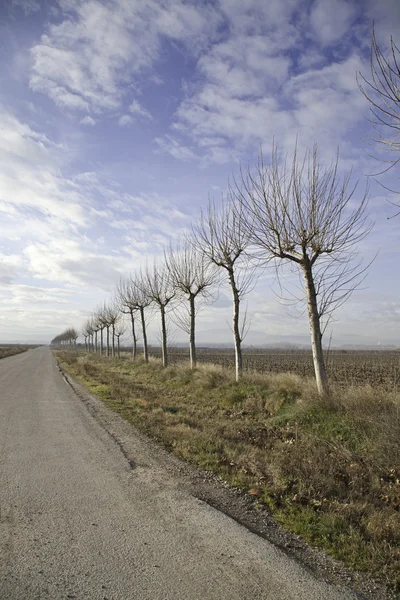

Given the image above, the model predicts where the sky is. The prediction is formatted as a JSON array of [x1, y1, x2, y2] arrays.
[[0, 0, 399, 347]]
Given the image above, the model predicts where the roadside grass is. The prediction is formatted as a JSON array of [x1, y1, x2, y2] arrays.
[[0, 345, 31, 359], [56, 350, 400, 591]]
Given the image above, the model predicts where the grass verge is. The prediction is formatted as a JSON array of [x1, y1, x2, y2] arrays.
[[56, 350, 400, 592]]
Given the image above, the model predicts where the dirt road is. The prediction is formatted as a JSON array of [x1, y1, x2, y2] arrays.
[[0, 347, 360, 599]]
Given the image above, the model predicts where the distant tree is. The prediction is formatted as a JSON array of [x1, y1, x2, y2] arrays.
[[83, 320, 94, 352], [236, 143, 372, 396], [165, 239, 217, 369], [91, 316, 100, 354], [51, 327, 79, 348], [97, 304, 108, 356], [192, 196, 256, 381], [125, 272, 151, 362], [114, 319, 126, 358], [116, 278, 139, 360], [358, 26, 400, 210], [105, 303, 119, 358], [69, 327, 79, 346], [82, 327, 89, 352], [141, 261, 175, 367]]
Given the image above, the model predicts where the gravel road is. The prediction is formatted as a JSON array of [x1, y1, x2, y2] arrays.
[[0, 347, 369, 599]]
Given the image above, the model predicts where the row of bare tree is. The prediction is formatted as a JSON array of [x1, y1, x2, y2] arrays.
[[82, 304, 126, 358], [51, 328, 79, 347], [53, 28, 399, 397], [72, 143, 371, 397]]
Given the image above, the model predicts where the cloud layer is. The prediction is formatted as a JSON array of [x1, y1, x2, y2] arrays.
[[0, 0, 398, 344]]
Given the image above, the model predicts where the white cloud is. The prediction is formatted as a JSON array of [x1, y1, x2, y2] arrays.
[[160, 16, 369, 164], [80, 115, 96, 126], [310, 0, 357, 46], [129, 100, 152, 120], [23, 238, 127, 289], [0, 106, 87, 229], [29, 0, 220, 115], [154, 135, 198, 161], [0, 253, 24, 285], [5, 284, 75, 306], [118, 115, 134, 127]]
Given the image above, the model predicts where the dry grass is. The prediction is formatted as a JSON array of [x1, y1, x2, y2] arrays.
[[56, 350, 400, 592], [0, 345, 31, 359]]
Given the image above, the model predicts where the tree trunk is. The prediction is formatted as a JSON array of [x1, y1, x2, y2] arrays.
[[303, 260, 329, 396], [95, 330, 98, 354], [228, 268, 242, 382], [106, 326, 110, 357], [140, 306, 148, 362], [160, 305, 168, 368], [130, 310, 137, 360], [189, 294, 196, 369], [100, 328, 104, 356], [117, 336, 120, 358], [112, 324, 115, 357]]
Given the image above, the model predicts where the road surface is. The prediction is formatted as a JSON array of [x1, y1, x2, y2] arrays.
[[0, 347, 358, 600]]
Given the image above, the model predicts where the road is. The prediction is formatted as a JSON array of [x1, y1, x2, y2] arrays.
[[0, 347, 358, 600]]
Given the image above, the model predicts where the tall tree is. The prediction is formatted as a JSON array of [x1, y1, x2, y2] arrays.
[[192, 196, 256, 381], [116, 278, 139, 360], [114, 318, 126, 359], [142, 261, 175, 368], [165, 240, 217, 369], [104, 304, 119, 358], [97, 304, 109, 356], [236, 143, 372, 396]]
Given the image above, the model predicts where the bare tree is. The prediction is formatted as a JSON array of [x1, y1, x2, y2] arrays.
[[236, 143, 372, 396], [91, 314, 102, 354], [358, 27, 400, 166], [70, 328, 79, 346], [141, 261, 175, 367], [97, 303, 109, 356], [358, 26, 400, 209], [165, 240, 217, 369], [102, 310, 111, 357], [120, 272, 151, 362], [114, 319, 126, 358], [51, 327, 79, 347], [192, 196, 256, 381], [82, 325, 89, 352], [116, 278, 139, 360], [85, 319, 94, 352], [105, 304, 119, 358]]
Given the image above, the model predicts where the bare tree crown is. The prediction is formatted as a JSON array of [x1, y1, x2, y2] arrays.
[[165, 239, 216, 300], [239, 144, 371, 270], [192, 196, 255, 299], [358, 25, 400, 171]]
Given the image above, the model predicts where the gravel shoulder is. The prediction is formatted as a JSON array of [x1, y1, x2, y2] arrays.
[[58, 358, 396, 600]]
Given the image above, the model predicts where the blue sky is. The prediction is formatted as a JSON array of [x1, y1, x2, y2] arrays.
[[0, 0, 399, 346]]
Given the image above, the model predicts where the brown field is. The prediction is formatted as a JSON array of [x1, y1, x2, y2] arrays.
[[140, 347, 400, 391], [0, 344, 37, 360]]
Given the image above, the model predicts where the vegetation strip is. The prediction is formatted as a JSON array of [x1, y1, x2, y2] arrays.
[[0, 345, 34, 360], [57, 350, 400, 593]]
